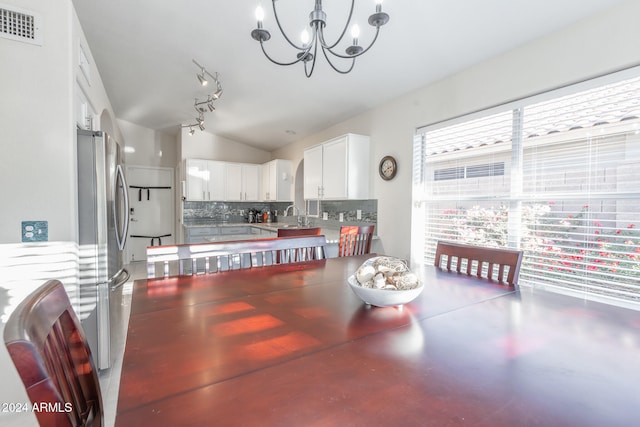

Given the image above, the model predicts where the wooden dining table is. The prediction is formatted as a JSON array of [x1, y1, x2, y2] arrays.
[[115, 254, 640, 427]]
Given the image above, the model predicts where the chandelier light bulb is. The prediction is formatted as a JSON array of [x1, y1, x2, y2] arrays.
[[350, 24, 360, 39], [301, 28, 310, 46], [255, 5, 265, 23]]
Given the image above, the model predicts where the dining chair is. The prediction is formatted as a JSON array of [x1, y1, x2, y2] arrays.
[[277, 227, 321, 237], [338, 225, 375, 257], [3, 280, 103, 427], [434, 240, 523, 286], [147, 235, 328, 278]]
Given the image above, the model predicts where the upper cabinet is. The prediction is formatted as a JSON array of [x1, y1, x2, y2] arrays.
[[225, 163, 261, 201], [262, 159, 293, 201], [184, 159, 292, 202], [185, 159, 225, 201], [303, 134, 370, 200]]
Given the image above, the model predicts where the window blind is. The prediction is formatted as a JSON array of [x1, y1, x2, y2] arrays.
[[413, 72, 640, 304]]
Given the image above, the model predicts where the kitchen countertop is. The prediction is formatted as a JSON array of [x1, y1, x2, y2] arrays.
[[183, 222, 377, 245]]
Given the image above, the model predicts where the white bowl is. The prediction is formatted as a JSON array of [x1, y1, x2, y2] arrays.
[[347, 275, 424, 307]]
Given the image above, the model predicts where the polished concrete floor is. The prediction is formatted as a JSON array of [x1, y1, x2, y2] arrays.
[[99, 262, 146, 427]]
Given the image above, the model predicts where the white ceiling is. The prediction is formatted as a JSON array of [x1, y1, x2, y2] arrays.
[[72, 0, 625, 151]]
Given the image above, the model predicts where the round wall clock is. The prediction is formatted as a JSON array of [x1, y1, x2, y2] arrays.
[[379, 155, 397, 180]]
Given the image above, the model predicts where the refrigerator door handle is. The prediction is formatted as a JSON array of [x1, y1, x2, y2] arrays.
[[114, 164, 130, 251], [110, 267, 130, 291]]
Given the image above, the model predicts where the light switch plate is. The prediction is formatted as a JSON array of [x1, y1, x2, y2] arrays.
[[22, 221, 48, 242], [357, 210, 362, 220]]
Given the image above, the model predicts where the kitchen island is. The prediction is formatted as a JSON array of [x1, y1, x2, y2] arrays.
[[183, 221, 380, 257]]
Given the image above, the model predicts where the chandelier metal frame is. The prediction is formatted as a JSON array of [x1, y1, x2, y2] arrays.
[[251, 0, 389, 77]]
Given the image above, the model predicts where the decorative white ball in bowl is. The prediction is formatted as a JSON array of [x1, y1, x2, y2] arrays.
[[348, 256, 424, 307]]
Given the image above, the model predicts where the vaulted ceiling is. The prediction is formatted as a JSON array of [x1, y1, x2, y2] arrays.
[[72, 0, 625, 151]]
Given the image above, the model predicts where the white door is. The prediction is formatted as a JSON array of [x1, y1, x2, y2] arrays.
[[125, 166, 175, 262]]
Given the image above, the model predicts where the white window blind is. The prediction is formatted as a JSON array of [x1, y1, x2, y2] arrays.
[[413, 72, 640, 304]]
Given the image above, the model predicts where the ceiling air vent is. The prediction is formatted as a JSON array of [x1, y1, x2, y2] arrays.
[[0, 4, 42, 46]]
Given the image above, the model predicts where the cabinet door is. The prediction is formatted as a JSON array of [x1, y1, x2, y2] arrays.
[[242, 164, 261, 201], [304, 145, 323, 199], [261, 163, 271, 200], [322, 137, 348, 199], [185, 159, 207, 201], [225, 163, 243, 201], [207, 161, 226, 200], [274, 159, 292, 201]]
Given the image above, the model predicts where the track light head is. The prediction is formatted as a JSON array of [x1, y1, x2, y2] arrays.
[[197, 69, 208, 86], [188, 127, 195, 136]]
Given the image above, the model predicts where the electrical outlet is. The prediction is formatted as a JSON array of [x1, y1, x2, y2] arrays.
[[22, 221, 48, 242], [357, 209, 362, 220], [339, 213, 344, 222]]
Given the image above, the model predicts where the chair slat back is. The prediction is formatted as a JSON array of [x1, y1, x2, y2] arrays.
[[338, 225, 374, 257], [434, 241, 523, 286], [3, 280, 103, 426], [147, 235, 327, 278]]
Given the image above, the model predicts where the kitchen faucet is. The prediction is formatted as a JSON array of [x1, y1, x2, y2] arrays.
[[285, 204, 308, 227], [284, 204, 300, 217]]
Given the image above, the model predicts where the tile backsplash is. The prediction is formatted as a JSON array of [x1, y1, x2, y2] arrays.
[[183, 201, 291, 224], [183, 199, 377, 229]]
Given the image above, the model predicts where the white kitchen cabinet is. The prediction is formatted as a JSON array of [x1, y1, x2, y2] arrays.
[[303, 145, 323, 200], [261, 159, 292, 201], [185, 159, 225, 201], [225, 163, 261, 201], [303, 134, 370, 200]]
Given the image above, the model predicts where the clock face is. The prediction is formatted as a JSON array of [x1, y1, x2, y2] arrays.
[[379, 156, 397, 180]]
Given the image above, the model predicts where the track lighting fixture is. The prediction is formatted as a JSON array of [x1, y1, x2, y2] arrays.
[[197, 69, 208, 86], [195, 96, 217, 113], [193, 59, 222, 91], [181, 124, 197, 136], [183, 60, 223, 134]]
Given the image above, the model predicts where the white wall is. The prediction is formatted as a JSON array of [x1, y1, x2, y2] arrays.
[[118, 119, 178, 168], [272, 0, 640, 261], [0, 0, 121, 244], [0, 0, 74, 243], [180, 128, 271, 164]]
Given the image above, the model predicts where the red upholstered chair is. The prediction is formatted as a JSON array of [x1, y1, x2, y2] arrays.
[[3, 280, 103, 426], [338, 225, 375, 257]]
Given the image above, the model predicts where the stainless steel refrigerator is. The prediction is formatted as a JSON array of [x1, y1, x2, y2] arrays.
[[77, 129, 130, 371]]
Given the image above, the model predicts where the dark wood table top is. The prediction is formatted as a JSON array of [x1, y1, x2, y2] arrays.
[[115, 255, 640, 427]]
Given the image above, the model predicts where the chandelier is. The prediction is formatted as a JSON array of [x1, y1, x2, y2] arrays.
[[251, 0, 389, 77]]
